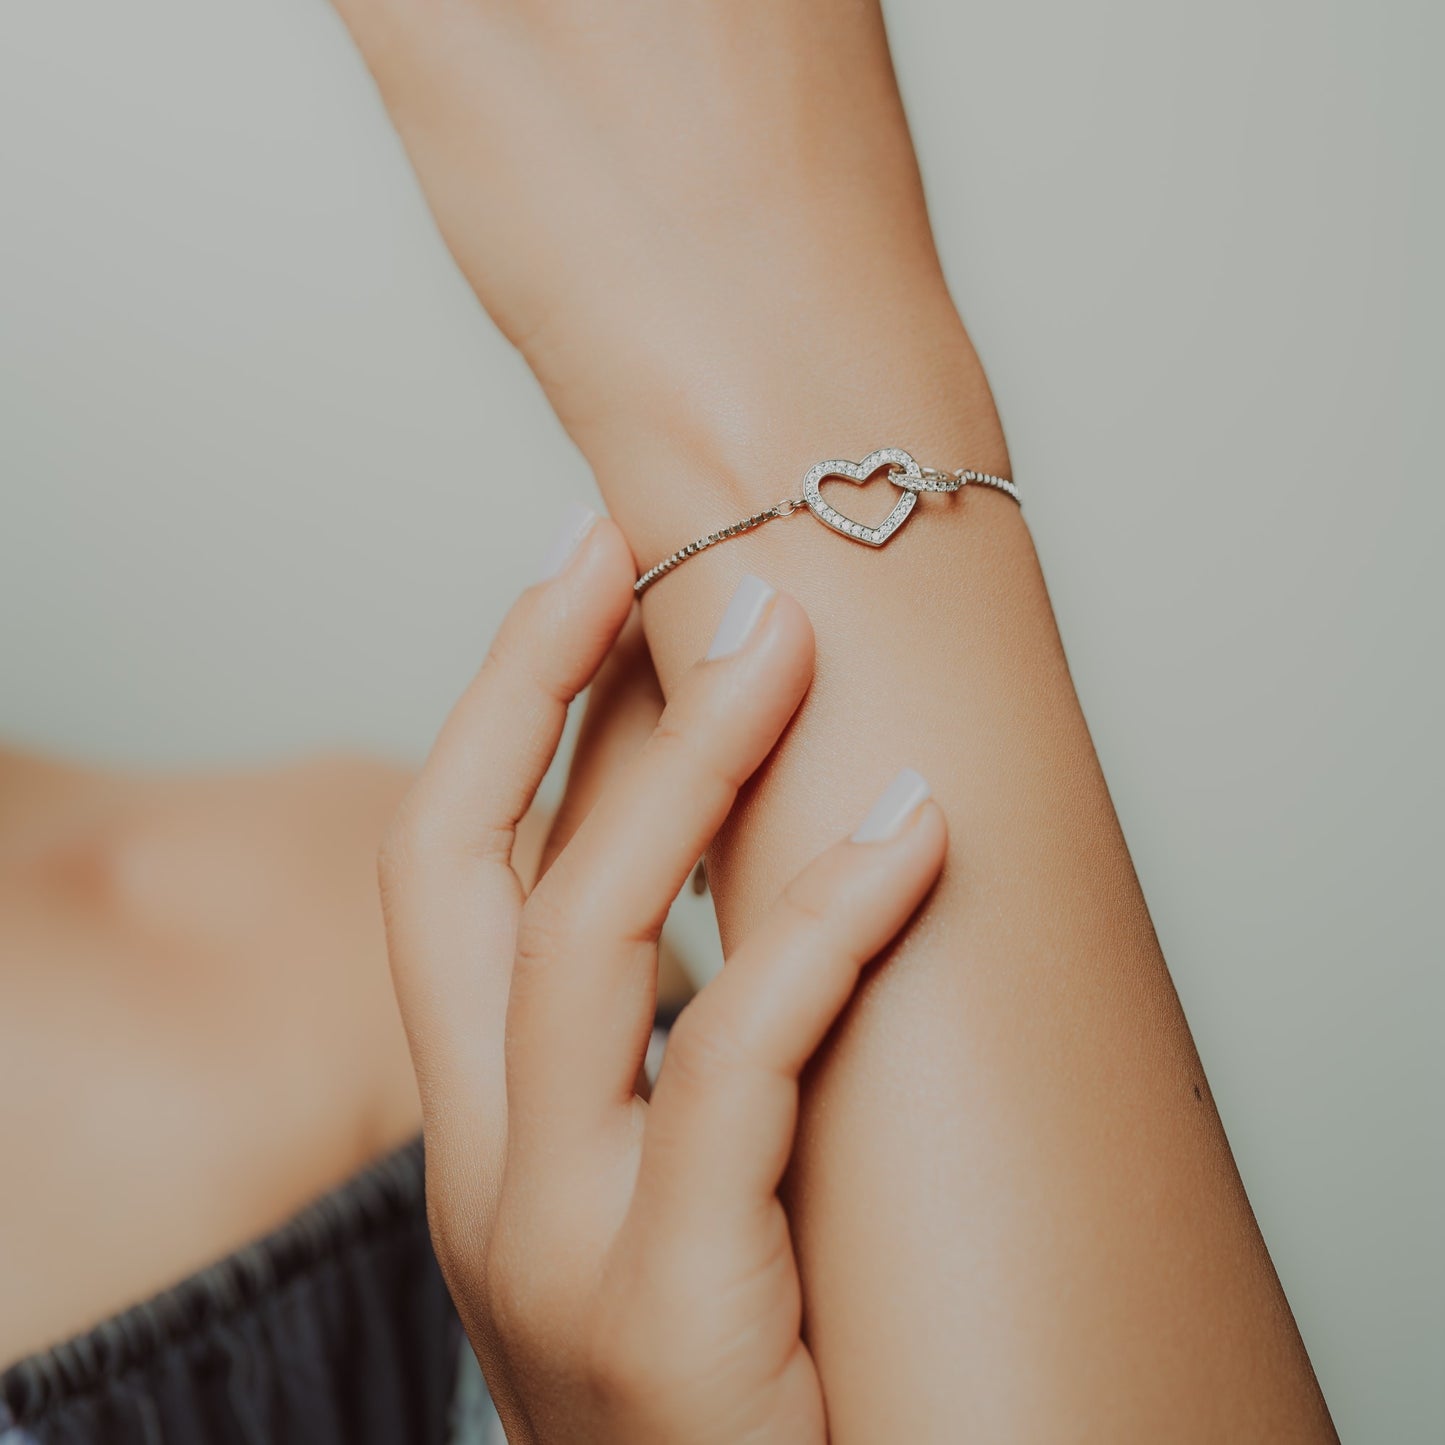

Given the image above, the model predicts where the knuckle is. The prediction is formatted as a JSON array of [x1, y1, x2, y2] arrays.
[[478, 613, 526, 680], [779, 869, 834, 930], [481, 607, 573, 711], [647, 712, 745, 797], [514, 885, 581, 974], [645, 717, 696, 770], [664, 1006, 750, 1093]]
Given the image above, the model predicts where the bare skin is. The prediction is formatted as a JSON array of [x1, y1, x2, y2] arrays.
[[383, 516, 955, 1444], [0, 646, 681, 1370], [330, 0, 1338, 1437], [0, 749, 422, 1365]]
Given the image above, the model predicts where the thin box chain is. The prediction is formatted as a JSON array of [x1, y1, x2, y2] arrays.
[[633, 454, 1020, 596]]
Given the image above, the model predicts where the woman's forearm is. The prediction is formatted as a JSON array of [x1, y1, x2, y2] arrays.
[[578, 323, 1334, 1439], [328, 0, 1335, 1428]]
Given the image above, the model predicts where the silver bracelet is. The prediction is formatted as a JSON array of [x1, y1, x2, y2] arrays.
[[633, 447, 1019, 596]]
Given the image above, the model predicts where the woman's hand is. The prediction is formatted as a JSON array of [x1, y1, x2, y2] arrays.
[[329, 0, 1005, 513], [378, 506, 945, 1443]]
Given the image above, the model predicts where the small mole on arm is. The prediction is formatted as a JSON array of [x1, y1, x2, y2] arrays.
[[1192, 1083, 1203, 1102]]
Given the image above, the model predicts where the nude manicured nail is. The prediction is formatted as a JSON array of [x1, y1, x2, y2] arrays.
[[706, 574, 776, 660], [852, 768, 932, 843], [536, 501, 598, 581]]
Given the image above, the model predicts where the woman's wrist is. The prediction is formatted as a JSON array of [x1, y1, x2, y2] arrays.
[[561, 289, 1010, 570]]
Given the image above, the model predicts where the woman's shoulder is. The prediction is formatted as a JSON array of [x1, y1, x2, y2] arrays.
[[0, 749, 422, 1368]]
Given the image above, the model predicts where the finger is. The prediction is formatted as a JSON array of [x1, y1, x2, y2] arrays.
[[401, 504, 635, 866], [505, 574, 815, 1160], [638, 769, 946, 1231], [540, 614, 700, 1016], [381, 504, 635, 1134], [534, 610, 663, 880], [534, 614, 693, 1075]]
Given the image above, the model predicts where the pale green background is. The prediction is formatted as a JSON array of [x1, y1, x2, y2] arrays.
[[0, 1, 1439, 1437]]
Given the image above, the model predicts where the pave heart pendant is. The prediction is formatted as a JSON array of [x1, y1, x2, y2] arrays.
[[801, 447, 922, 546]]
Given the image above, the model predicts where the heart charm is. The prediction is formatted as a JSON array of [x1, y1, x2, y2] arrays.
[[801, 448, 921, 546]]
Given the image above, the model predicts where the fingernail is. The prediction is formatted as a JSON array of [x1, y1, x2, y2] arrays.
[[536, 502, 598, 581], [706, 574, 776, 660], [852, 767, 931, 843]]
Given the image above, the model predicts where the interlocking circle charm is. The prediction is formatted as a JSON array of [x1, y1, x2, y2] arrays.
[[801, 448, 921, 547]]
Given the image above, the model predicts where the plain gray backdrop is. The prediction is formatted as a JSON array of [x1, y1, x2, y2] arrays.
[[1, 0, 1440, 1437]]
